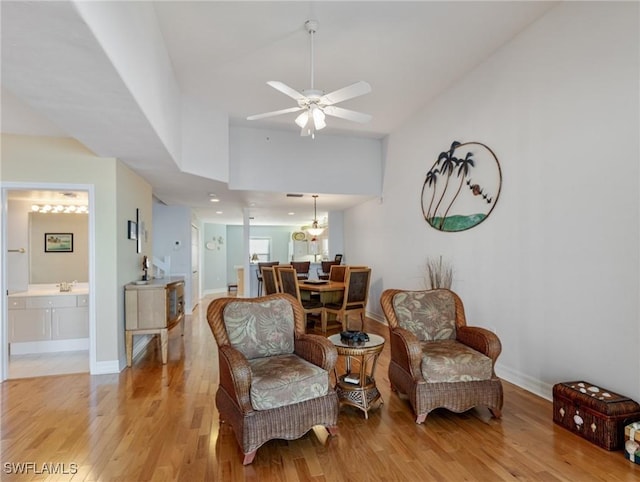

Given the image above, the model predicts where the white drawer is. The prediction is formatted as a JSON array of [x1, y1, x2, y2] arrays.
[[8, 297, 26, 310], [26, 296, 77, 309], [77, 295, 89, 307]]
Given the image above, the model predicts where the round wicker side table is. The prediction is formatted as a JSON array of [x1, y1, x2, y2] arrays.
[[327, 333, 385, 419]]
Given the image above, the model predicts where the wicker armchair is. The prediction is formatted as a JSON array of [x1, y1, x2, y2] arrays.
[[207, 294, 339, 464], [380, 289, 503, 424]]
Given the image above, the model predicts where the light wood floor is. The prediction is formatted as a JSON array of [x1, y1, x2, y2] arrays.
[[9, 350, 89, 379], [1, 295, 639, 481]]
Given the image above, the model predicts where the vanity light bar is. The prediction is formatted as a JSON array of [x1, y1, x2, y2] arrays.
[[31, 204, 88, 214]]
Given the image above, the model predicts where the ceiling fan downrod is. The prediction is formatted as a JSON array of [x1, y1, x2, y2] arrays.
[[305, 20, 319, 91]]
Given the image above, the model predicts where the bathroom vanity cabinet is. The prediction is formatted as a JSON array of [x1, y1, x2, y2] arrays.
[[7, 293, 89, 350]]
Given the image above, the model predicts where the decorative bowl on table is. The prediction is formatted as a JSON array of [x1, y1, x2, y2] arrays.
[[340, 330, 369, 345]]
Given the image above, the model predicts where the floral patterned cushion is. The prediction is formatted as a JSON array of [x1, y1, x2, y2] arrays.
[[392, 290, 456, 341], [420, 340, 493, 383], [248, 354, 329, 410], [223, 298, 295, 359]]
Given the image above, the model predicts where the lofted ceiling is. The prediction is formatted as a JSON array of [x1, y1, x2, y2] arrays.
[[1, 1, 556, 226]]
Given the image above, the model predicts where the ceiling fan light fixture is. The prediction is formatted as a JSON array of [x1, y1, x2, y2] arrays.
[[246, 19, 371, 136], [295, 110, 309, 128], [312, 106, 326, 130]]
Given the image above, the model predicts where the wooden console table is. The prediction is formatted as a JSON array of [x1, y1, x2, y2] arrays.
[[125, 277, 185, 367]]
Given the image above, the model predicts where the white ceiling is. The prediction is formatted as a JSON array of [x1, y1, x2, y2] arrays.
[[1, 1, 556, 226]]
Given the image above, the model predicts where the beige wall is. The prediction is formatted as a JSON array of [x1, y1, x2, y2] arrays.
[[2, 134, 151, 370], [29, 212, 89, 283], [115, 160, 152, 365]]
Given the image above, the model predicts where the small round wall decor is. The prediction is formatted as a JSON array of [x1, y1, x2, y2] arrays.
[[421, 141, 502, 232]]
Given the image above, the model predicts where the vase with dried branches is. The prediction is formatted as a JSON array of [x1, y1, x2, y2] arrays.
[[425, 256, 453, 290]]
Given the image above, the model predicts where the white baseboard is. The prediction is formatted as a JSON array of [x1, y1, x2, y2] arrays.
[[367, 311, 387, 325], [495, 364, 554, 401], [91, 359, 121, 375], [10, 338, 89, 355], [366, 313, 553, 401], [202, 288, 229, 296], [92, 335, 156, 374]]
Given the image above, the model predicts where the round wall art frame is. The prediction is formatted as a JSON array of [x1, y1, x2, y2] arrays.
[[421, 141, 502, 232]]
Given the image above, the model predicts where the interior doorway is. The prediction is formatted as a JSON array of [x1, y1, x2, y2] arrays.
[[1, 183, 96, 380]]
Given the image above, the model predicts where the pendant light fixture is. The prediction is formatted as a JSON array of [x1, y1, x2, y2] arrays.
[[307, 195, 325, 236]]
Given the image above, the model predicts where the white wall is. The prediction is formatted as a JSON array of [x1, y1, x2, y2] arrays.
[[229, 126, 382, 195], [202, 223, 228, 294], [345, 2, 640, 400], [73, 0, 182, 163], [6, 199, 30, 292], [152, 203, 194, 311], [181, 96, 229, 182]]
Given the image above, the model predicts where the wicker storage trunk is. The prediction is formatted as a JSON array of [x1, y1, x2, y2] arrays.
[[553, 381, 640, 450]]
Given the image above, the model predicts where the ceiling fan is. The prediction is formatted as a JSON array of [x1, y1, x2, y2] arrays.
[[247, 19, 372, 138]]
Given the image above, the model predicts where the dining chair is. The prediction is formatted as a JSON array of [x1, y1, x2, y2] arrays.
[[291, 261, 311, 280], [277, 267, 326, 332], [272, 264, 292, 287], [324, 267, 371, 332], [317, 261, 340, 280], [261, 266, 279, 295], [328, 264, 347, 282], [256, 261, 279, 295]]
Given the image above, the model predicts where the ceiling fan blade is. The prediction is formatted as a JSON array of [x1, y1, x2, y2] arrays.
[[320, 81, 371, 106], [323, 105, 372, 123], [267, 81, 307, 101], [247, 106, 303, 121]]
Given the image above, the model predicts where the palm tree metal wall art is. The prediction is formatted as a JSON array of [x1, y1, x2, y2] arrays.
[[421, 141, 502, 232]]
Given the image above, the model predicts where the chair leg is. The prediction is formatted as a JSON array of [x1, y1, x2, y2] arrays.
[[489, 407, 502, 419], [326, 425, 339, 436], [321, 309, 327, 335], [416, 414, 427, 424]]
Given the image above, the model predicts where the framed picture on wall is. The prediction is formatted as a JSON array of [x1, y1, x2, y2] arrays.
[[128, 220, 138, 240], [45, 233, 73, 252]]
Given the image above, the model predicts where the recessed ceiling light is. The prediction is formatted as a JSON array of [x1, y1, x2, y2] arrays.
[[210, 198, 220, 203], [216, 211, 223, 214], [288, 212, 295, 215]]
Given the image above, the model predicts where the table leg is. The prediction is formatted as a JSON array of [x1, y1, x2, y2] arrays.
[[126, 331, 133, 367], [160, 328, 168, 364]]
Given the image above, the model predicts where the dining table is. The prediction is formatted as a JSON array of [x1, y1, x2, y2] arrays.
[[298, 280, 345, 305]]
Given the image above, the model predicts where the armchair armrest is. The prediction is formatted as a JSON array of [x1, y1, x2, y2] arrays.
[[389, 327, 424, 381], [218, 344, 254, 413], [457, 326, 502, 363], [295, 333, 338, 372]]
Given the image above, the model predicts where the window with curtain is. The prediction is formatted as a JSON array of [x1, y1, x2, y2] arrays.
[[250, 238, 271, 262]]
